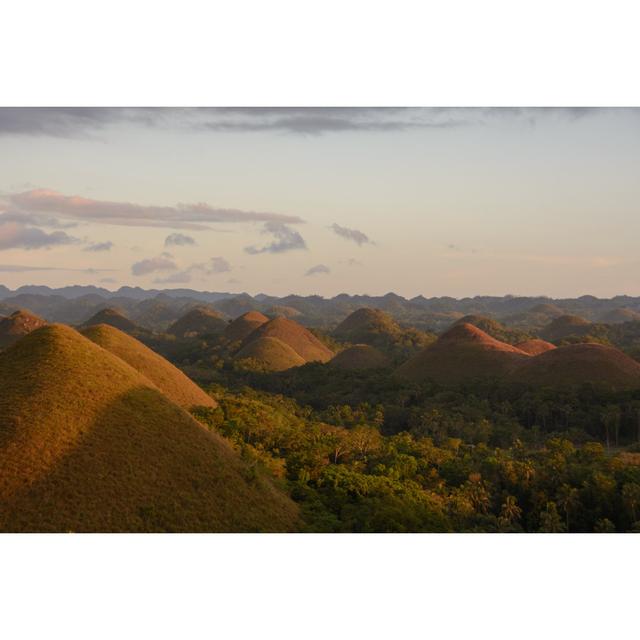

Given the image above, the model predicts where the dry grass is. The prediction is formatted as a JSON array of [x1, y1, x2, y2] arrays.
[[541, 314, 592, 340], [244, 316, 334, 363], [167, 307, 227, 338], [81, 323, 216, 409], [0, 309, 47, 349], [223, 311, 269, 343], [82, 307, 138, 332], [0, 324, 299, 532], [330, 344, 390, 370], [515, 339, 557, 355], [235, 336, 306, 371]]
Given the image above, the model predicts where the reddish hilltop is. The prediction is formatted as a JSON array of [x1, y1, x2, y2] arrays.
[[395, 323, 529, 384], [167, 307, 227, 338], [508, 343, 640, 389], [223, 311, 269, 343], [0, 309, 47, 349], [234, 336, 306, 371], [243, 316, 333, 363], [330, 344, 390, 370], [0, 324, 299, 532], [82, 307, 138, 333], [515, 339, 557, 356], [81, 323, 216, 410]]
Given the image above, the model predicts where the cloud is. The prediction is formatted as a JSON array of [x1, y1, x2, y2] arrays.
[[165, 232, 196, 247], [9, 189, 304, 230], [245, 222, 307, 254], [0, 264, 112, 272], [305, 264, 331, 276], [0, 209, 77, 229], [131, 255, 178, 276], [0, 221, 80, 250], [154, 256, 232, 284], [154, 270, 193, 284], [209, 256, 231, 273], [330, 223, 373, 246], [84, 241, 113, 252], [344, 258, 363, 267], [100, 277, 117, 283]]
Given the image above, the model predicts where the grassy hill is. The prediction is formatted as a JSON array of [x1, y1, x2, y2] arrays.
[[82, 307, 138, 333], [515, 339, 557, 355], [167, 306, 227, 338], [330, 344, 390, 370], [81, 323, 216, 409], [0, 309, 47, 349], [541, 314, 593, 341], [223, 311, 269, 343], [0, 324, 299, 532], [453, 314, 531, 344], [235, 336, 306, 371], [396, 323, 529, 384]]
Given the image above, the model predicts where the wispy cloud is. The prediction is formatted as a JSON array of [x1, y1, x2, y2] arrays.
[[165, 232, 196, 247], [0, 221, 80, 250], [9, 189, 304, 231], [305, 264, 331, 276], [154, 256, 232, 284], [131, 254, 178, 276], [330, 223, 373, 246], [84, 241, 113, 252], [245, 222, 307, 254]]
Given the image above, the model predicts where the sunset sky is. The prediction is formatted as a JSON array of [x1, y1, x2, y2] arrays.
[[1, 107, 639, 298]]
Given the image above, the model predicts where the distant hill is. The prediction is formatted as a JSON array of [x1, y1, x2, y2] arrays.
[[508, 343, 640, 389], [266, 305, 302, 318], [0, 309, 47, 349], [330, 344, 390, 370], [82, 307, 138, 333], [167, 307, 227, 338], [529, 303, 564, 317], [81, 324, 216, 410], [515, 339, 557, 355], [540, 315, 593, 341], [223, 311, 269, 343], [0, 324, 299, 532], [396, 323, 529, 384], [333, 308, 435, 357], [234, 336, 306, 371], [599, 308, 640, 324], [244, 317, 334, 363], [453, 314, 530, 344]]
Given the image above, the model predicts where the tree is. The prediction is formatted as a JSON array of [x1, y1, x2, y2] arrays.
[[556, 484, 579, 531], [499, 495, 522, 528], [622, 483, 640, 523], [539, 502, 566, 533]]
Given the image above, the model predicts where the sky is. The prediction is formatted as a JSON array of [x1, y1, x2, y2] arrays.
[[0, 107, 639, 298]]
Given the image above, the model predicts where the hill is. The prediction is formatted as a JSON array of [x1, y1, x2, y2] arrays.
[[81, 324, 216, 410], [599, 307, 640, 324], [529, 303, 564, 317], [266, 305, 302, 318], [234, 336, 306, 371], [223, 311, 269, 343], [396, 323, 529, 384], [82, 307, 138, 333], [0, 324, 299, 532], [244, 316, 334, 363], [541, 314, 592, 341], [167, 307, 227, 338], [0, 309, 47, 349], [330, 344, 390, 370], [515, 339, 557, 355], [453, 314, 530, 344], [508, 343, 640, 389]]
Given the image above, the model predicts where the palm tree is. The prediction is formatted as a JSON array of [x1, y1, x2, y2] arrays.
[[556, 484, 579, 531], [500, 495, 522, 526]]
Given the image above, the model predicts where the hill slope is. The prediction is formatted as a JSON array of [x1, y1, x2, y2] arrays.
[[0, 324, 299, 532], [244, 316, 334, 363], [81, 324, 216, 409], [223, 311, 269, 343], [167, 307, 227, 338], [396, 323, 529, 384], [515, 339, 557, 356], [330, 344, 390, 370], [0, 309, 47, 349], [235, 336, 306, 371], [508, 343, 640, 389], [82, 307, 138, 333], [541, 314, 592, 341]]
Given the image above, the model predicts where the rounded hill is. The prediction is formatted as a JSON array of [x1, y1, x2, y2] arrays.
[[541, 314, 592, 341], [244, 316, 334, 363], [0, 309, 47, 349], [0, 324, 299, 532], [234, 336, 306, 371], [330, 344, 390, 370], [599, 307, 640, 324], [223, 311, 269, 343], [81, 323, 216, 409], [82, 307, 138, 333], [395, 323, 529, 384], [167, 307, 227, 338], [515, 339, 557, 356], [508, 343, 640, 389]]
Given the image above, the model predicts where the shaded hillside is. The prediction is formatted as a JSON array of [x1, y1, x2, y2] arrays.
[[0, 325, 299, 532], [82, 307, 138, 333], [330, 344, 390, 370], [599, 308, 640, 324], [515, 339, 557, 356], [541, 314, 593, 341], [266, 305, 302, 318], [508, 343, 640, 389], [0, 309, 47, 349], [244, 317, 334, 363], [396, 323, 529, 384], [453, 314, 530, 344], [81, 324, 216, 410], [223, 311, 269, 343], [333, 308, 435, 358], [235, 336, 306, 371], [167, 307, 227, 338]]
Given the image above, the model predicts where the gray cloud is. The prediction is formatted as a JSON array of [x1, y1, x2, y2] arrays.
[[305, 264, 331, 276], [0, 209, 77, 229], [165, 232, 196, 247], [154, 256, 232, 284], [9, 189, 304, 230], [210, 256, 231, 273], [330, 223, 373, 246], [245, 222, 307, 255], [0, 221, 80, 251], [131, 255, 178, 276], [345, 258, 363, 267], [0, 264, 112, 272], [84, 241, 113, 252]]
